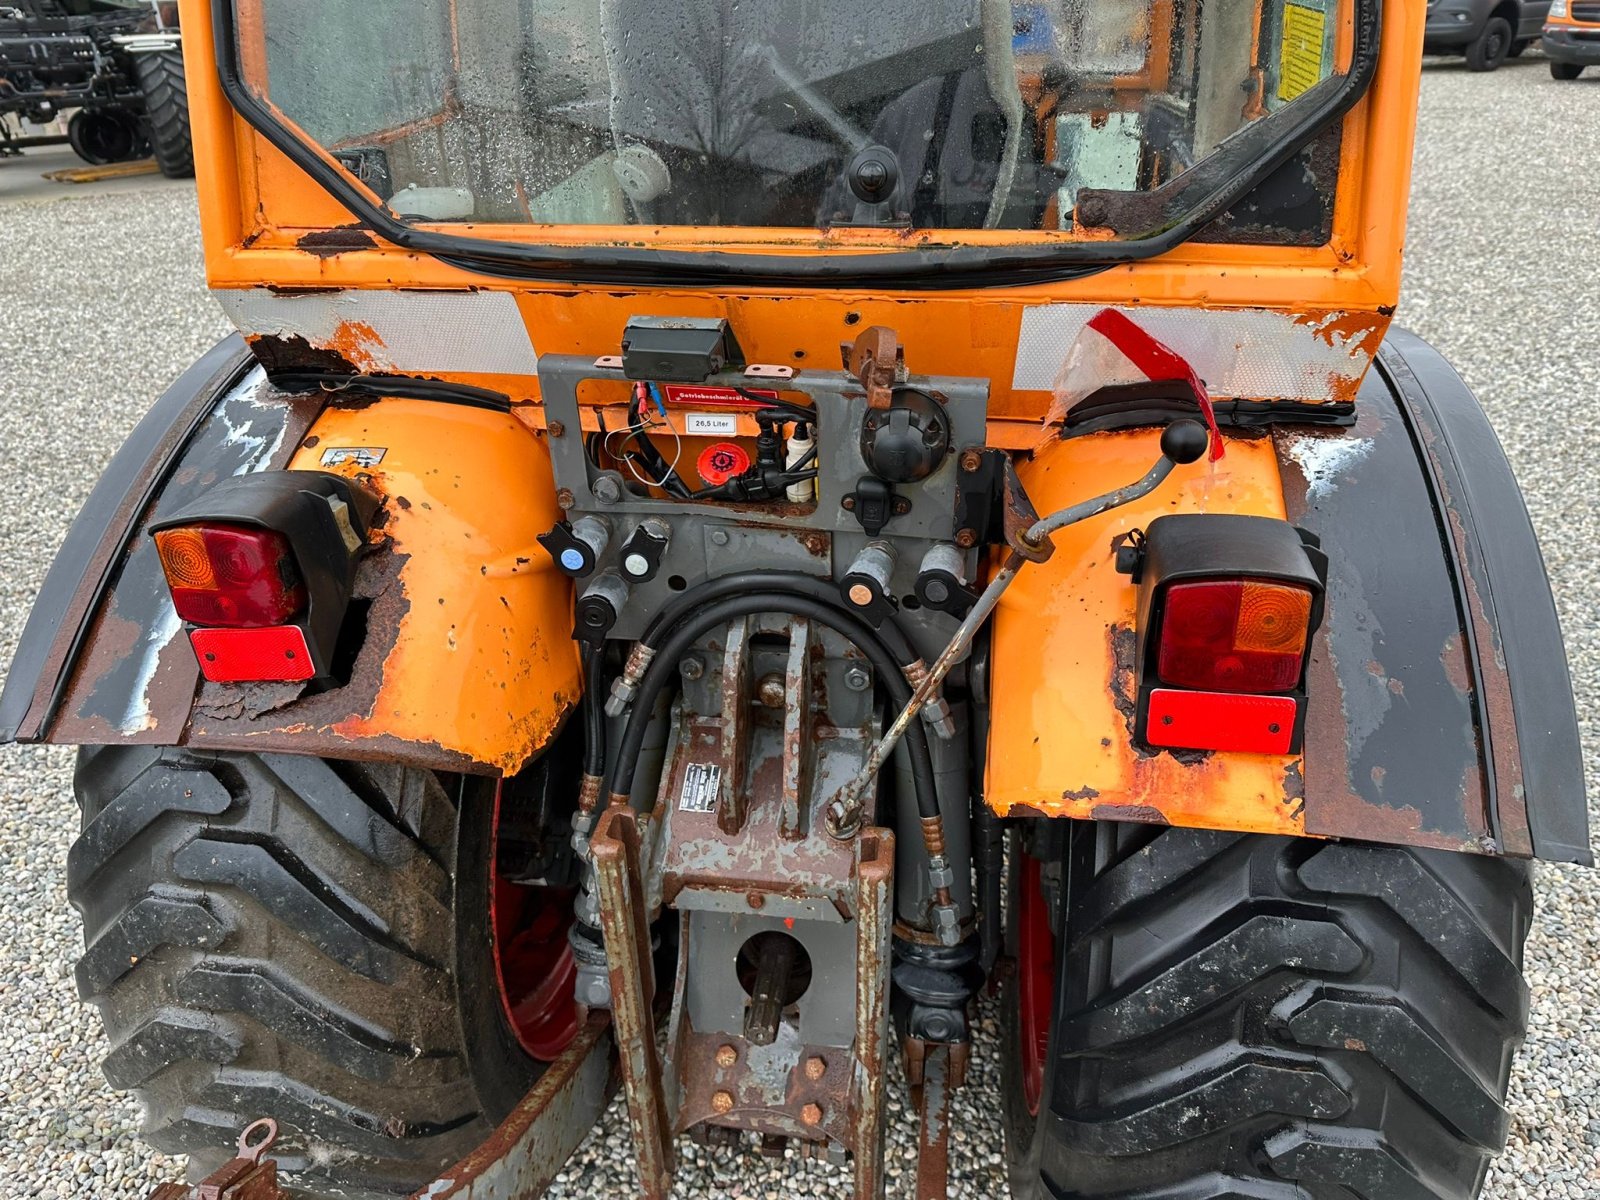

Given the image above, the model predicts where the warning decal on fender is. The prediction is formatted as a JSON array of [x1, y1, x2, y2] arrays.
[[679, 763, 721, 813]]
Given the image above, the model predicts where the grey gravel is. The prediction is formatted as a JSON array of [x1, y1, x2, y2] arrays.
[[2, 52, 1598, 1199]]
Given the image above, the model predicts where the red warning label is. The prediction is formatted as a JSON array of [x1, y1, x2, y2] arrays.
[[660, 384, 778, 410]]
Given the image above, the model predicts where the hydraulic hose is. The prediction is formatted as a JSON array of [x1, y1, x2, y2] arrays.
[[605, 593, 940, 831], [638, 571, 918, 666], [581, 645, 607, 780]]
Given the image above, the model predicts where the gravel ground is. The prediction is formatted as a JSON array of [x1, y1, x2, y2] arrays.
[[2, 53, 1597, 1200]]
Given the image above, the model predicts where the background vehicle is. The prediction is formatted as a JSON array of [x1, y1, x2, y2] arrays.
[[1542, 0, 1600, 75], [1425, 0, 1551, 68], [0, 0, 190, 176], [1, 2, 1588, 1200]]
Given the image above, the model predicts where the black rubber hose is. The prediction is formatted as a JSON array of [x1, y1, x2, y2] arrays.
[[608, 594, 940, 823], [581, 645, 606, 779], [640, 572, 918, 666]]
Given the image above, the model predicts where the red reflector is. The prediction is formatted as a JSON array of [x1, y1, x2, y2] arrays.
[[1145, 689, 1298, 754], [1157, 579, 1310, 693], [156, 524, 306, 628], [696, 441, 750, 485], [190, 626, 315, 683]]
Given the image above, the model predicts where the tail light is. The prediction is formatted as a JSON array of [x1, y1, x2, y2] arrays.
[[1156, 579, 1313, 693], [1126, 515, 1326, 756], [154, 524, 307, 627], [150, 472, 379, 685]]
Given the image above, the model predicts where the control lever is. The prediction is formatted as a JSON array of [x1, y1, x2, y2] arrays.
[[827, 421, 1210, 841]]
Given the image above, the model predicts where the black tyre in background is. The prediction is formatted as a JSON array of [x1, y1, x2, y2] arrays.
[[133, 47, 193, 179]]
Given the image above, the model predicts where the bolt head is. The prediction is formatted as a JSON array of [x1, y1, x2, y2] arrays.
[[555, 488, 576, 510], [800, 1102, 823, 1126], [680, 655, 705, 681], [711, 1090, 735, 1114], [593, 477, 623, 504], [844, 666, 872, 692], [715, 1044, 739, 1068], [548, 421, 566, 438], [747, 891, 766, 910], [841, 496, 856, 511], [710, 528, 731, 546], [959, 448, 983, 473], [803, 1056, 827, 1081], [954, 528, 978, 549]]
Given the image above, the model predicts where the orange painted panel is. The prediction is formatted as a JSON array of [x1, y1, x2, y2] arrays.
[[285, 400, 580, 772], [985, 429, 1306, 836]]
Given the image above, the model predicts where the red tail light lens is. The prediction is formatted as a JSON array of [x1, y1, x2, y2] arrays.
[[154, 524, 307, 628], [1157, 579, 1312, 693]]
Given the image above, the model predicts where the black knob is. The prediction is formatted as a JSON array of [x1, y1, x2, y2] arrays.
[[847, 145, 900, 205], [1160, 419, 1209, 465]]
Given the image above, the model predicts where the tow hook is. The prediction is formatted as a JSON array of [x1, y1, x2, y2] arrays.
[[147, 1118, 285, 1200]]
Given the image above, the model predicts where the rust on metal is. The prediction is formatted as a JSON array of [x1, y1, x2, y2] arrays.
[[147, 1118, 286, 1200], [910, 1044, 954, 1200], [851, 828, 894, 1200], [846, 326, 902, 410], [780, 620, 814, 839], [590, 805, 674, 1198], [404, 1015, 616, 1200], [718, 617, 752, 835]]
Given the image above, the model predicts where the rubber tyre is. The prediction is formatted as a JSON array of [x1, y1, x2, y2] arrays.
[[1551, 61, 1586, 79], [1003, 823, 1532, 1200], [1508, 38, 1530, 57], [1466, 17, 1514, 71], [68, 746, 542, 1198], [133, 48, 193, 178], [67, 108, 148, 166]]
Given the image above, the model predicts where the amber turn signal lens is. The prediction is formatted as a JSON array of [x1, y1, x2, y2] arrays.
[[1157, 578, 1313, 694], [1234, 582, 1313, 654], [152, 527, 217, 589]]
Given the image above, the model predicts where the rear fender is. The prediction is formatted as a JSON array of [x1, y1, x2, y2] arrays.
[[3, 342, 580, 774], [986, 328, 1589, 865]]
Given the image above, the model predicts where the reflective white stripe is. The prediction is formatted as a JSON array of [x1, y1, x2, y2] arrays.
[[213, 288, 539, 376], [1013, 304, 1371, 402]]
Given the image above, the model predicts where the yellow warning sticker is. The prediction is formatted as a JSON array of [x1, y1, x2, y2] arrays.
[[1279, 3, 1328, 102]]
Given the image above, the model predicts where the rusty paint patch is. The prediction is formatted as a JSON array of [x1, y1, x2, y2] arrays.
[[1062, 785, 1100, 802], [247, 333, 360, 376], [1089, 803, 1170, 825], [296, 226, 379, 257]]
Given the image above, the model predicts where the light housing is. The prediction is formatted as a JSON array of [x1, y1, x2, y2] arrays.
[[1127, 514, 1327, 755], [150, 471, 379, 683]]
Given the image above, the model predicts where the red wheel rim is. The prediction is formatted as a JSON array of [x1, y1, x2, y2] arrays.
[[489, 782, 581, 1061], [1017, 850, 1055, 1117]]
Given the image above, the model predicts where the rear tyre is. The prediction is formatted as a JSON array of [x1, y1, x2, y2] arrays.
[[1466, 17, 1514, 71], [1551, 61, 1586, 79], [1003, 823, 1532, 1200], [133, 48, 193, 178], [68, 746, 549, 1198]]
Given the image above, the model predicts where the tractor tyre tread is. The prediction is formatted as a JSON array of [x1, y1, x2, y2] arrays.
[[1020, 827, 1531, 1200], [133, 47, 193, 178], [68, 745, 529, 1199]]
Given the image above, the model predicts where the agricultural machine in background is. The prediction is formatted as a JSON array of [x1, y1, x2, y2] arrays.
[[0, 0, 189, 175], [2, 1, 1587, 1198]]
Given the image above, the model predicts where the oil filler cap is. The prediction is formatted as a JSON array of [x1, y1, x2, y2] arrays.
[[697, 442, 750, 486]]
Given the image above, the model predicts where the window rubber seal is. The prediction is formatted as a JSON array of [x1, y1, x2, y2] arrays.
[[210, 0, 1382, 291]]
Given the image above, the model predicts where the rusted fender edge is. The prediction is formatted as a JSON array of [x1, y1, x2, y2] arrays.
[[0, 335, 256, 744], [407, 1015, 616, 1200], [1279, 327, 1589, 866]]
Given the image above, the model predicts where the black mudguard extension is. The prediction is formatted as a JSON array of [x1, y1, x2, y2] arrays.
[[0, 336, 257, 743], [1279, 327, 1589, 865]]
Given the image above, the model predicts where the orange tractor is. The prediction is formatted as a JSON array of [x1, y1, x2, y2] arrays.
[[3, 1, 1587, 1198]]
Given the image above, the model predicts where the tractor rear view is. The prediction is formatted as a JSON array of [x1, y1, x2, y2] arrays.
[[3, 2, 1587, 1199]]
